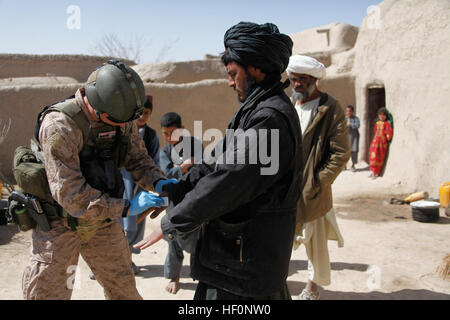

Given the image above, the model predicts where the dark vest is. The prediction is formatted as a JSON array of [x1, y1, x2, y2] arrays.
[[34, 97, 130, 226]]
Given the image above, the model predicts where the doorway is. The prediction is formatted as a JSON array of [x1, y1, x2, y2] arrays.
[[365, 86, 386, 162]]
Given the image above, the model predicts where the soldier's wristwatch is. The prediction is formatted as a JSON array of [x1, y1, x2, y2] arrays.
[[122, 199, 130, 217]]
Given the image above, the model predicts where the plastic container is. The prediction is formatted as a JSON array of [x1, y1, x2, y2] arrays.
[[439, 182, 450, 208]]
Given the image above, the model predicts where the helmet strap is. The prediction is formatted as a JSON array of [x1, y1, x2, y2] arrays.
[[97, 111, 125, 128]]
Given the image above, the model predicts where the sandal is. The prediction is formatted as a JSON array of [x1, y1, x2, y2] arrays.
[[297, 289, 320, 300]]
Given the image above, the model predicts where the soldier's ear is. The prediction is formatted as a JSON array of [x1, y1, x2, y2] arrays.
[[83, 96, 100, 122]]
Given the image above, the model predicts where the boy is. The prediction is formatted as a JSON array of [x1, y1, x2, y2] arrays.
[[159, 112, 203, 294]]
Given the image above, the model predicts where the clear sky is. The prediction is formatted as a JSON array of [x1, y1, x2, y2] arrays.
[[0, 0, 381, 63]]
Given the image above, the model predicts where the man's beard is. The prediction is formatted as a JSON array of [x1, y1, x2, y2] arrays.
[[238, 71, 257, 103], [291, 89, 305, 103], [291, 80, 316, 103]]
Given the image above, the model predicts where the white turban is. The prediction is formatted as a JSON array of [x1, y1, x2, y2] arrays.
[[286, 54, 326, 79]]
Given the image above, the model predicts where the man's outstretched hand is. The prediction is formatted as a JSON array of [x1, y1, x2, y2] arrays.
[[134, 223, 164, 250]]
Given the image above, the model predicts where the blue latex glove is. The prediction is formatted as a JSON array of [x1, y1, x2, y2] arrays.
[[129, 191, 165, 216], [155, 179, 179, 194]]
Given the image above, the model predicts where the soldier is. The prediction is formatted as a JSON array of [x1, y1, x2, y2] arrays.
[[22, 60, 171, 300]]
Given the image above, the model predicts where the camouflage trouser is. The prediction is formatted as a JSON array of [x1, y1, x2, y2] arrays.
[[22, 219, 142, 300]]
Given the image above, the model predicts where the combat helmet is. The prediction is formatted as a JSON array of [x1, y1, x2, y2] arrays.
[[85, 60, 145, 123]]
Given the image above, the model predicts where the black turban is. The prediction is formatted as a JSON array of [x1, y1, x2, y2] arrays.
[[224, 21, 293, 75]]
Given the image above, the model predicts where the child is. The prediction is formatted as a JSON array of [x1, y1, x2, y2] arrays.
[[345, 105, 360, 172], [369, 107, 393, 178], [159, 112, 203, 294], [120, 94, 160, 274]]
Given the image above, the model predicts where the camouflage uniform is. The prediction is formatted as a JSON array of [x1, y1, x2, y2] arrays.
[[22, 89, 165, 300]]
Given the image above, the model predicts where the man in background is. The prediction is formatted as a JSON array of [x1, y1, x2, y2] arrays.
[[287, 55, 349, 300]]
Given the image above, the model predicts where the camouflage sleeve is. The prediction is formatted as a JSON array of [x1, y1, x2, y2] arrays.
[[39, 112, 125, 221], [123, 122, 166, 191]]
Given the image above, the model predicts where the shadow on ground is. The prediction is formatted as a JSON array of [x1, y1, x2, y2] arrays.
[[137, 264, 198, 292], [344, 165, 369, 173], [137, 264, 192, 280], [179, 282, 198, 292], [288, 260, 450, 300], [288, 281, 450, 300], [289, 259, 368, 298], [356, 166, 370, 172], [287, 280, 307, 297], [0, 224, 19, 245], [334, 197, 414, 223], [435, 216, 450, 224], [288, 259, 369, 277], [319, 288, 450, 300]]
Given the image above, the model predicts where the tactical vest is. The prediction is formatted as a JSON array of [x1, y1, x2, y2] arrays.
[[13, 96, 130, 234]]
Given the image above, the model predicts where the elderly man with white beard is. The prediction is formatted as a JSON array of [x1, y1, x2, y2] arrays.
[[286, 55, 350, 300]]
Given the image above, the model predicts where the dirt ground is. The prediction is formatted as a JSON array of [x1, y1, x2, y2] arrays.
[[0, 162, 449, 300]]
